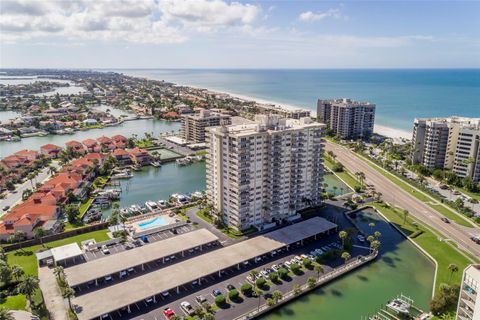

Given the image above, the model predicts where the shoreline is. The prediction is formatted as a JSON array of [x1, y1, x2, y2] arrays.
[[129, 72, 413, 140]]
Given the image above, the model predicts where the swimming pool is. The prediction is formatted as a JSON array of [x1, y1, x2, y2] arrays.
[[137, 216, 170, 230]]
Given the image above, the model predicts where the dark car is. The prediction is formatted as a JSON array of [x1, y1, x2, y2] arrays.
[[226, 284, 235, 291], [212, 289, 222, 296], [441, 217, 450, 223]]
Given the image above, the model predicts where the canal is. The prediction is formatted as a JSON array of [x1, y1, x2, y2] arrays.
[[0, 118, 181, 158], [260, 207, 434, 319], [102, 162, 206, 218]]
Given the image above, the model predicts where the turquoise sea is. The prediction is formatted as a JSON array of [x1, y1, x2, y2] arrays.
[[112, 69, 480, 132]]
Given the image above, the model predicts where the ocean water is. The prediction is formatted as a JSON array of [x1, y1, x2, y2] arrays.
[[112, 69, 480, 132]]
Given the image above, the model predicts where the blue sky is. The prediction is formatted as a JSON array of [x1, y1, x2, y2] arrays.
[[1, 0, 479, 68]]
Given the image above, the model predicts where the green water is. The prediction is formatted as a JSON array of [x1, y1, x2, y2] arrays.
[[103, 162, 206, 217], [323, 173, 352, 196], [261, 208, 435, 319]]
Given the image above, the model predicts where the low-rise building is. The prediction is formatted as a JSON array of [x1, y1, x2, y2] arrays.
[[40, 144, 62, 158], [129, 147, 151, 166]]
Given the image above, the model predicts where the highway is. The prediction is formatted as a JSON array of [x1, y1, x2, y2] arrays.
[[325, 141, 480, 258]]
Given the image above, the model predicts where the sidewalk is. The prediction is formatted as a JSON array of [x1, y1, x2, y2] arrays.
[[38, 267, 68, 320]]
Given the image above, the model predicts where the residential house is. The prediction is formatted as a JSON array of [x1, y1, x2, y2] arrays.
[[97, 136, 116, 151], [113, 149, 132, 166], [112, 135, 128, 149], [65, 140, 87, 155], [129, 147, 151, 166], [40, 144, 62, 158], [82, 139, 101, 153]]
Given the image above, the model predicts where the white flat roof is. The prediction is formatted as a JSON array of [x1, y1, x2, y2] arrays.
[[65, 229, 218, 287], [50, 243, 83, 262], [73, 217, 336, 320], [164, 136, 187, 145]]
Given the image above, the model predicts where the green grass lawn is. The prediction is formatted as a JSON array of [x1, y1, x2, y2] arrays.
[[323, 157, 362, 190], [371, 202, 474, 293], [5, 229, 110, 276], [0, 295, 27, 310], [354, 153, 473, 227], [196, 209, 256, 239]]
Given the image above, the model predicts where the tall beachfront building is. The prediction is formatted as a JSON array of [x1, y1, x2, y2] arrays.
[[206, 115, 324, 231], [316, 98, 376, 140], [181, 109, 232, 143], [411, 117, 480, 182], [456, 264, 480, 320]]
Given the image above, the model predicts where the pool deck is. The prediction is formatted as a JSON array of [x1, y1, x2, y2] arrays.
[[128, 214, 177, 234]]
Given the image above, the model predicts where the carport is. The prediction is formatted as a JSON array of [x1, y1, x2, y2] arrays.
[[72, 217, 337, 320], [65, 228, 219, 288], [50, 243, 84, 266]]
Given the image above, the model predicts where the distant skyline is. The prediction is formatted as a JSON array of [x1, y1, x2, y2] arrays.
[[1, 0, 479, 69]]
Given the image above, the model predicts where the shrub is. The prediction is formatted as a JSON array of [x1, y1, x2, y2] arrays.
[[278, 268, 289, 279], [215, 295, 226, 307], [302, 258, 312, 269], [307, 277, 316, 289], [268, 272, 279, 282], [429, 284, 460, 315], [409, 230, 424, 238], [353, 186, 362, 193], [228, 289, 239, 301], [290, 263, 301, 274], [240, 283, 252, 296], [255, 278, 266, 288]]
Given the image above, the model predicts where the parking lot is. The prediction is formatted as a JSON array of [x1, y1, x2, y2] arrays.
[[83, 224, 195, 262], [116, 232, 369, 320]]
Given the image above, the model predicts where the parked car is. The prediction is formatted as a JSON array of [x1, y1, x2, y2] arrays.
[[104, 275, 112, 282], [212, 289, 222, 296], [102, 245, 110, 254], [101, 314, 109, 319], [271, 264, 279, 272], [196, 295, 207, 304], [441, 217, 450, 223], [161, 291, 170, 297], [226, 284, 235, 291], [471, 236, 480, 244], [180, 301, 194, 315], [145, 296, 154, 304], [163, 308, 175, 319]]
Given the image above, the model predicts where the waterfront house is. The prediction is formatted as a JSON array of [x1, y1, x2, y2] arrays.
[[113, 149, 132, 166], [112, 135, 128, 149], [83, 119, 98, 126], [97, 136, 116, 151], [82, 139, 101, 153], [65, 140, 87, 155], [129, 147, 151, 166], [40, 144, 62, 158]]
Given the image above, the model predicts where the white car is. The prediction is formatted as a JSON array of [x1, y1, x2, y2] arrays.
[[102, 245, 110, 254], [104, 275, 112, 282], [180, 301, 194, 316], [271, 264, 279, 272], [284, 261, 292, 268], [145, 297, 154, 304], [161, 291, 170, 297]]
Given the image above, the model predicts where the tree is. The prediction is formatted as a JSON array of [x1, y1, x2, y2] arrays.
[[254, 288, 263, 312], [240, 283, 252, 296], [429, 284, 460, 316], [0, 261, 12, 284], [64, 204, 79, 223], [403, 209, 409, 225], [63, 286, 75, 311], [214, 295, 226, 307], [17, 276, 39, 308], [27, 172, 36, 188], [355, 172, 366, 187], [0, 308, 14, 320], [314, 265, 324, 281], [293, 284, 302, 295], [22, 188, 32, 201], [448, 263, 459, 283], [290, 263, 301, 275], [53, 266, 64, 280], [370, 240, 381, 253], [249, 270, 259, 288], [307, 276, 316, 289], [272, 290, 283, 304], [339, 230, 348, 246], [374, 231, 382, 239], [341, 252, 351, 264], [33, 227, 45, 245], [268, 271, 279, 282], [255, 278, 266, 289], [367, 235, 374, 244], [278, 267, 289, 280], [11, 265, 24, 282]]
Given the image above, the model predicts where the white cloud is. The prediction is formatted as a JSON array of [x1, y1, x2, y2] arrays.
[[0, 0, 260, 44], [299, 8, 345, 22]]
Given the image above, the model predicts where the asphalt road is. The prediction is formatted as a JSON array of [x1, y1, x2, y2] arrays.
[[0, 161, 59, 216], [325, 141, 480, 258]]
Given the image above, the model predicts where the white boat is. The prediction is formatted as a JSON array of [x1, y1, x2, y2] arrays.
[[145, 201, 159, 211], [387, 299, 410, 314], [151, 161, 161, 167], [157, 200, 167, 208], [111, 170, 133, 179]]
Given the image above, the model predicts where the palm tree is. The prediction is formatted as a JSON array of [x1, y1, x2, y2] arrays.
[[367, 235, 374, 244], [53, 266, 65, 280], [272, 290, 283, 304], [17, 276, 39, 308], [249, 270, 259, 289], [355, 172, 366, 187], [374, 231, 382, 239], [314, 265, 324, 281], [341, 252, 351, 265], [0, 308, 14, 320], [27, 172, 36, 188], [368, 222, 375, 230], [448, 263, 459, 282], [402, 209, 409, 225], [339, 230, 348, 246], [0, 262, 12, 284], [11, 265, 24, 281], [370, 240, 381, 253], [48, 166, 57, 176], [254, 288, 263, 312], [63, 286, 75, 311], [33, 228, 45, 246]]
